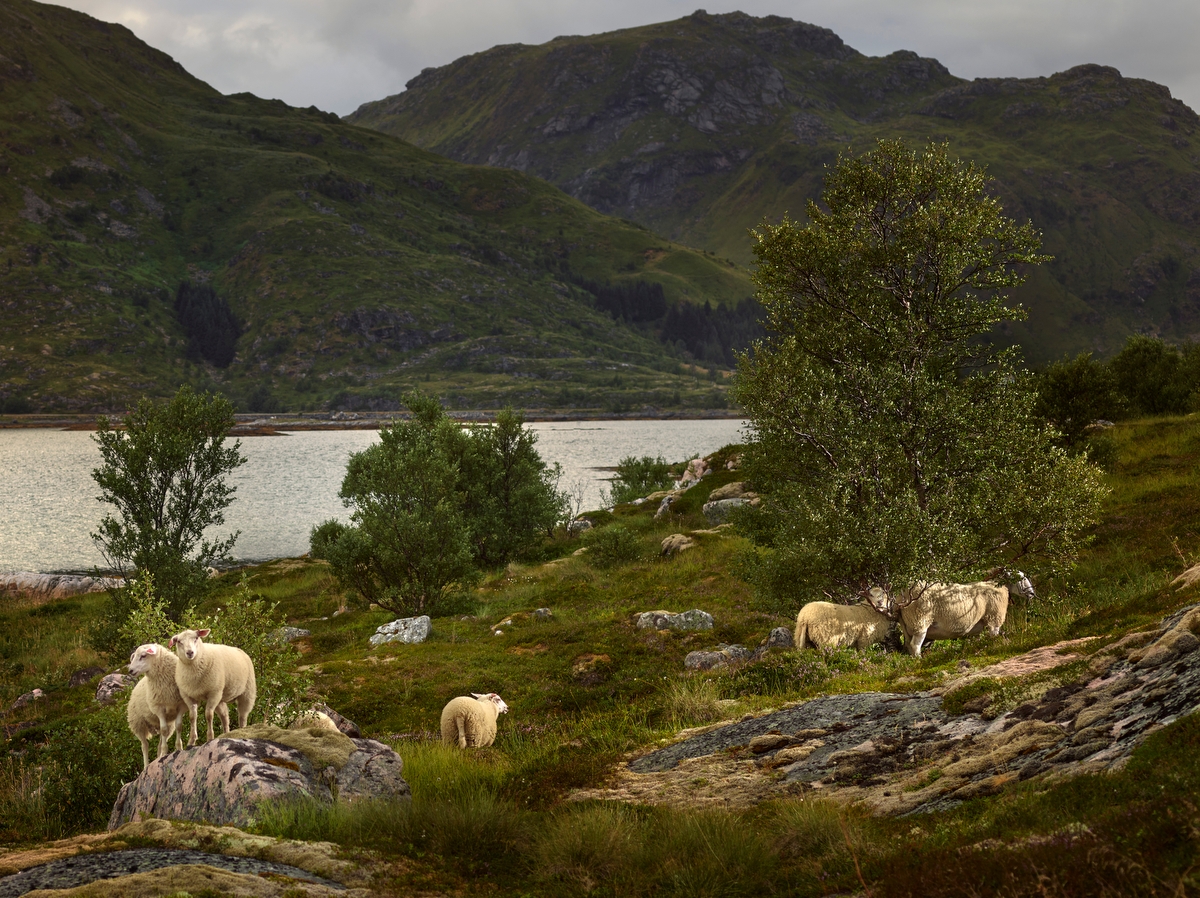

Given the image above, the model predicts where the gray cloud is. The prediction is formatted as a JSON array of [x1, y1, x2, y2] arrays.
[[55, 0, 1200, 115]]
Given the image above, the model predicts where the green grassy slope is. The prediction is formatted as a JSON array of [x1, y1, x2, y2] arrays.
[[0, 0, 750, 414], [350, 10, 1200, 364]]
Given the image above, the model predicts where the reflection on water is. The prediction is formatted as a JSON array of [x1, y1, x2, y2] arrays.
[[0, 419, 747, 573]]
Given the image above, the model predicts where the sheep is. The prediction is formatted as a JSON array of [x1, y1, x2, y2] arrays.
[[793, 601, 895, 650], [126, 643, 187, 769], [440, 693, 509, 748], [893, 580, 1009, 657], [289, 709, 339, 734], [168, 628, 257, 746]]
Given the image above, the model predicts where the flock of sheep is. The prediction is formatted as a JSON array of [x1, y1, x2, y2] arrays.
[[793, 573, 1036, 657], [126, 628, 509, 770]]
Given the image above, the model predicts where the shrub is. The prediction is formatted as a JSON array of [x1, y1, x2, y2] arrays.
[[583, 525, 642, 567], [175, 281, 240, 368], [609, 455, 673, 504]]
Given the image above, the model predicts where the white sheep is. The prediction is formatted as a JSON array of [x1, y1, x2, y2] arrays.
[[289, 709, 339, 734], [168, 628, 257, 746], [126, 643, 187, 769], [892, 580, 1009, 657], [793, 601, 895, 650], [440, 693, 509, 748]]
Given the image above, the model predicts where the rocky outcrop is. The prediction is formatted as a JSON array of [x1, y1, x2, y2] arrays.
[[636, 609, 713, 631], [0, 572, 122, 601], [576, 604, 1200, 815], [108, 729, 410, 830], [95, 672, 132, 704], [369, 615, 431, 646]]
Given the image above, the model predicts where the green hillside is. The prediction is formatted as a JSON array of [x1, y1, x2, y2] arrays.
[[0, 0, 750, 414], [350, 10, 1200, 364]]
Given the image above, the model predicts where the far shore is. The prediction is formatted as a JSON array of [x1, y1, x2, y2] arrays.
[[0, 410, 744, 433]]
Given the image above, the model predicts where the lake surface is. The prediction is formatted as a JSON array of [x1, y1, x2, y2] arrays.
[[0, 419, 748, 573]]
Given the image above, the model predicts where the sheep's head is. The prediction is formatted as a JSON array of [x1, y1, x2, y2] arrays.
[[866, 587, 899, 618], [128, 643, 161, 675], [473, 692, 509, 714], [168, 628, 211, 661], [1012, 571, 1036, 600]]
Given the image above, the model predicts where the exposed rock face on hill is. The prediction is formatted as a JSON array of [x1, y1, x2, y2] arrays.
[[573, 604, 1200, 814], [351, 11, 1200, 361]]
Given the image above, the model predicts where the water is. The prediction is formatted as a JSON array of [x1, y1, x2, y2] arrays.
[[0, 419, 747, 573]]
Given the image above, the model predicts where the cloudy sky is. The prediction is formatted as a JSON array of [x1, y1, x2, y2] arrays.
[[52, 0, 1200, 116]]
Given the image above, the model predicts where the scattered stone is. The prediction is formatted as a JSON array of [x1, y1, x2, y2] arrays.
[[533, 607, 553, 620], [660, 534, 696, 556], [369, 615, 431, 646], [654, 495, 677, 520], [573, 653, 612, 685], [749, 733, 790, 754], [68, 666, 105, 688], [708, 481, 758, 502], [678, 457, 709, 487], [702, 498, 751, 525], [95, 673, 132, 704], [636, 609, 714, 631], [685, 643, 751, 671], [568, 517, 593, 535], [108, 729, 410, 830], [270, 627, 311, 642], [10, 689, 44, 710], [751, 627, 795, 660]]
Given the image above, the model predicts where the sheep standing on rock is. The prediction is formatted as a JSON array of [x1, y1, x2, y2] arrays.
[[440, 693, 508, 748], [169, 628, 257, 746], [794, 602, 894, 650], [893, 581, 1009, 657], [126, 643, 187, 769]]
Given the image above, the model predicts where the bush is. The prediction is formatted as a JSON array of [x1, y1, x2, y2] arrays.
[[583, 525, 642, 567], [609, 455, 673, 504], [175, 281, 240, 368], [1033, 352, 1127, 448]]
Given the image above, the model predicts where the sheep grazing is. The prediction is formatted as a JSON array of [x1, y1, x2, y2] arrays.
[[126, 643, 186, 769], [168, 628, 257, 746], [793, 601, 894, 650], [894, 581, 1009, 657], [440, 693, 509, 748], [289, 709, 339, 734]]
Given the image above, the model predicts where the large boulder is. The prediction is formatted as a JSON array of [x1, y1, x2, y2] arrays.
[[0, 572, 122, 600], [108, 726, 410, 830], [636, 609, 714, 631], [95, 673, 132, 704], [702, 498, 752, 525], [369, 615, 431, 646], [660, 534, 696, 557]]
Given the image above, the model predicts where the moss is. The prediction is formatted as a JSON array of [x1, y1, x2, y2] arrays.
[[220, 724, 355, 771]]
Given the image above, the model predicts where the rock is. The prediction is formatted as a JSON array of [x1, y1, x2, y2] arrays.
[[271, 626, 312, 642], [752, 627, 795, 659], [314, 704, 362, 739], [708, 481, 756, 501], [369, 615, 431, 646], [684, 643, 750, 671], [749, 733, 790, 754], [702, 497, 751, 525], [95, 673, 132, 704], [69, 666, 106, 687], [678, 457, 709, 487], [654, 495, 677, 520], [108, 729, 410, 830], [533, 607, 553, 620], [0, 572, 123, 601], [660, 533, 696, 556], [11, 688, 44, 710], [636, 609, 714, 631], [568, 517, 593, 535]]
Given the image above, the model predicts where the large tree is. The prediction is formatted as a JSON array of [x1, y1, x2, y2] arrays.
[[91, 385, 245, 626], [735, 140, 1106, 606]]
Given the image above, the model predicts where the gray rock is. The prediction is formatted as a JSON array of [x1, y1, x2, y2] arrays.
[[108, 735, 410, 830], [11, 689, 44, 710], [0, 572, 122, 601], [654, 495, 677, 520], [69, 666, 106, 688], [568, 517, 594, 535], [685, 650, 729, 671], [95, 673, 132, 704], [636, 608, 714, 631], [702, 497, 749, 525], [764, 627, 794, 650], [271, 626, 312, 642], [315, 703, 362, 739], [533, 607, 553, 620], [369, 615, 431, 646]]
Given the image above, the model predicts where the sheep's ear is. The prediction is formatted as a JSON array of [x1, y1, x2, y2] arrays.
[[145, 645, 156, 655], [471, 692, 486, 700], [197, 628, 211, 639], [168, 636, 177, 648]]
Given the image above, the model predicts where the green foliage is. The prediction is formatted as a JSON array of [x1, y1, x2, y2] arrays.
[[1033, 352, 1127, 448], [582, 524, 643, 567], [1109, 334, 1200, 416], [114, 573, 177, 656], [90, 386, 245, 652], [736, 140, 1107, 605], [174, 281, 239, 368], [609, 455, 674, 504], [318, 395, 563, 615]]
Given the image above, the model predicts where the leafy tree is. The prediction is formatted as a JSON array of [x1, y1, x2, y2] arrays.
[[1034, 352, 1127, 449], [90, 385, 245, 643], [175, 281, 240, 368], [314, 394, 563, 615], [609, 455, 673, 504], [1108, 335, 1200, 416], [734, 140, 1106, 607]]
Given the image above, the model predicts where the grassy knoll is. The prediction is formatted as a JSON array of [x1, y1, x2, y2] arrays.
[[4, 417, 1200, 893]]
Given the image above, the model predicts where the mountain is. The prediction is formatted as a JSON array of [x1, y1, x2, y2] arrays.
[[349, 10, 1200, 364], [0, 0, 752, 415]]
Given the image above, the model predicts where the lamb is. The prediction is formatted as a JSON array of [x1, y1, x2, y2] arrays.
[[125, 643, 187, 769], [894, 580, 1009, 657], [168, 628, 257, 746], [440, 693, 508, 748], [793, 601, 895, 650]]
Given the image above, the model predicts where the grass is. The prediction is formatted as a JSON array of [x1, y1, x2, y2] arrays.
[[5, 419, 1200, 891]]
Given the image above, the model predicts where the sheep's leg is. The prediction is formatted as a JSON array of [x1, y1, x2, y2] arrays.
[[907, 625, 929, 657], [215, 701, 231, 735], [456, 717, 468, 748], [237, 693, 254, 728], [173, 712, 185, 752], [185, 699, 200, 747], [795, 623, 809, 649], [138, 733, 150, 771], [156, 710, 173, 760], [204, 697, 218, 743]]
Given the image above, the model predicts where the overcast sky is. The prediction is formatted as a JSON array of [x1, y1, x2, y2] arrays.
[[52, 0, 1200, 116]]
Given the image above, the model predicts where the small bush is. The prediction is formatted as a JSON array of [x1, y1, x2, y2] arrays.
[[609, 455, 673, 504], [583, 525, 642, 567]]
